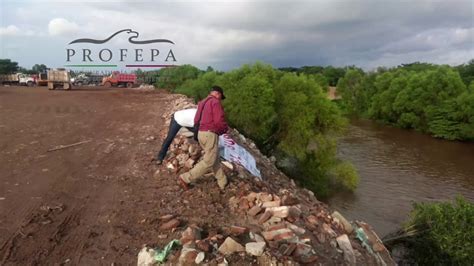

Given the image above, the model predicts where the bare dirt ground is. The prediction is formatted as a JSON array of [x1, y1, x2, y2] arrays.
[[0, 86, 204, 265]]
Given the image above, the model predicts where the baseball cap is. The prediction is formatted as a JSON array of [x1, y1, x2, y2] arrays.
[[210, 85, 226, 99]]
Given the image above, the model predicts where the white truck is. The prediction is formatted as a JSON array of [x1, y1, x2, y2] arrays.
[[0, 73, 35, 86]]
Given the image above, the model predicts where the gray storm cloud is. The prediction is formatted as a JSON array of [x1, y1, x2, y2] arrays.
[[0, 0, 472, 69]]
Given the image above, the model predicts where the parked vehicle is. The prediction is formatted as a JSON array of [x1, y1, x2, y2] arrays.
[[0, 73, 35, 86], [102, 72, 136, 88], [35, 72, 48, 86], [47, 69, 72, 90], [71, 73, 103, 86]]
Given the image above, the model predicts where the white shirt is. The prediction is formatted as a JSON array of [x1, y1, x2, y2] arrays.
[[174, 108, 197, 127]]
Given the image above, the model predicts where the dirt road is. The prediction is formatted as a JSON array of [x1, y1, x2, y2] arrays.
[[0, 86, 196, 264]]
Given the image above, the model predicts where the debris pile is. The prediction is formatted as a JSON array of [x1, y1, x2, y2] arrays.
[[139, 94, 395, 265], [135, 84, 156, 91], [163, 136, 203, 173]]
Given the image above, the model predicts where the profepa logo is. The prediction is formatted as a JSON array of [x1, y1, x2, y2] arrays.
[[65, 29, 177, 68]]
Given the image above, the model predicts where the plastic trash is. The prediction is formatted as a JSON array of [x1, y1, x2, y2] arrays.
[[154, 239, 181, 262], [355, 227, 373, 253]]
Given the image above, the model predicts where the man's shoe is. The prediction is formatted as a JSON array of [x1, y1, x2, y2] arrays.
[[155, 159, 163, 166], [178, 176, 189, 191]]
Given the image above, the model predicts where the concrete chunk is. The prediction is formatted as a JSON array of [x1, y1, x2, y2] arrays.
[[332, 211, 353, 234], [218, 237, 244, 255], [336, 234, 356, 266], [246, 242, 266, 256]]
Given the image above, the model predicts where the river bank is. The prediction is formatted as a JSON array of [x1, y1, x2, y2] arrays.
[[329, 119, 474, 237]]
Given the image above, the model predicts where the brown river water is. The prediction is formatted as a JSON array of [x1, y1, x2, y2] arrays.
[[328, 119, 474, 237]]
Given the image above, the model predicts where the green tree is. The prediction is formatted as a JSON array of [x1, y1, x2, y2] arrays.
[[274, 73, 353, 196], [175, 71, 220, 102], [156, 64, 201, 91], [427, 90, 474, 140], [456, 59, 474, 86], [0, 59, 19, 74], [32, 64, 47, 73], [322, 66, 347, 86], [220, 64, 278, 145], [336, 69, 365, 113]]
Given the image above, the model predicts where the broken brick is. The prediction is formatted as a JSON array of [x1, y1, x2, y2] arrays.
[[262, 228, 295, 241], [293, 243, 313, 258], [159, 214, 175, 222], [286, 222, 306, 235], [322, 223, 337, 237], [283, 243, 297, 256], [266, 206, 290, 218], [246, 192, 258, 203], [258, 192, 273, 202], [306, 215, 318, 225], [258, 211, 272, 224], [248, 205, 263, 217], [196, 240, 211, 252], [230, 225, 248, 236], [180, 225, 201, 245], [262, 200, 281, 208], [266, 223, 287, 232], [159, 218, 180, 230], [281, 194, 299, 206], [239, 198, 250, 210]]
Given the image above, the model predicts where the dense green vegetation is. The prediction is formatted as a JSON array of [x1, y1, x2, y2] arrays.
[[337, 61, 474, 141], [0, 59, 19, 74], [279, 65, 358, 87], [157, 62, 358, 197], [0, 59, 47, 74], [397, 197, 474, 264]]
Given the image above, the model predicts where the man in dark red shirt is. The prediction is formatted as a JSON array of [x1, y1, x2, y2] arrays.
[[179, 86, 228, 190]]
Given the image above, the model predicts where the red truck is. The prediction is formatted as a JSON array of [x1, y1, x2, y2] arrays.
[[102, 72, 137, 88]]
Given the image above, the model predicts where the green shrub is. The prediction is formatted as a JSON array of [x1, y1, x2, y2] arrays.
[[175, 71, 219, 102], [329, 161, 359, 191], [404, 196, 474, 265], [339, 63, 473, 141], [155, 64, 201, 91]]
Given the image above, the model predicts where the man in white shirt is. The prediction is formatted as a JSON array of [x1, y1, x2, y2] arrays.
[[155, 108, 197, 165]]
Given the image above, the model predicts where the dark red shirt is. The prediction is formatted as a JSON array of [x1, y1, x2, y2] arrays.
[[194, 96, 228, 135]]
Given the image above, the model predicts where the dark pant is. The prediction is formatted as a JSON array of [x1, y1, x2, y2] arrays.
[[157, 115, 193, 161]]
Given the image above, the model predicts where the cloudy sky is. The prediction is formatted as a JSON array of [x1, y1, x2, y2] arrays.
[[0, 0, 473, 71]]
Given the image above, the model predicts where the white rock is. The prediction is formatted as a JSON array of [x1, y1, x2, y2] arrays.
[[137, 247, 156, 266], [245, 242, 266, 256], [166, 162, 175, 170], [218, 237, 244, 255], [336, 234, 356, 266], [217, 258, 229, 266], [195, 252, 205, 264], [249, 232, 265, 243], [265, 206, 289, 218]]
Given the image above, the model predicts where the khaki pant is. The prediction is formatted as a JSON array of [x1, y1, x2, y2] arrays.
[[181, 131, 227, 189]]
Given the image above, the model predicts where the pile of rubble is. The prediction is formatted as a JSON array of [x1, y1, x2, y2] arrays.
[[135, 84, 156, 91], [139, 94, 394, 265], [163, 136, 203, 173]]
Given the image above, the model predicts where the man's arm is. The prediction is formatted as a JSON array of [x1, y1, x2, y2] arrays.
[[212, 100, 228, 135]]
